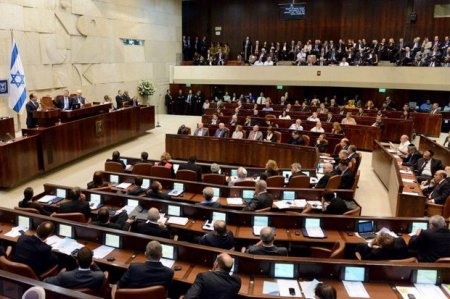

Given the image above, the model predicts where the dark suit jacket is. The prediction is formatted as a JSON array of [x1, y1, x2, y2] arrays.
[[146, 190, 170, 200], [25, 101, 39, 128], [214, 128, 229, 138], [13, 235, 58, 276], [414, 158, 444, 176], [402, 152, 422, 167], [18, 200, 52, 216], [315, 174, 331, 189], [243, 192, 273, 211], [59, 200, 91, 220], [44, 268, 104, 291], [288, 171, 307, 182], [179, 162, 202, 181], [92, 211, 130, 231], [339, 168, 355, 189], [127, 186, 146, 196], [54, 96, 74, 110], [429, 179, 450, 204], [247, 245, 288, 256], [323, 197, 348, 215], [199, 231, 234, 250], [135, 222, 171, 238], [197, 201, 221, 208], [357, 237, 408, 260], [118, 260, 174, 289], [184, 270, 241, 299], [408, 228, 450, 262]]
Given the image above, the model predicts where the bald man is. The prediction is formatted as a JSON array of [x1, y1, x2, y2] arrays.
[[315, 163, 333, 188], [198, 220, 234, 250], [396, 135, 410, 156], [424, 170, 450, 205], [184, 253, 241, 299], [135, 208, 171, 238], [247, 227, 288, 256]]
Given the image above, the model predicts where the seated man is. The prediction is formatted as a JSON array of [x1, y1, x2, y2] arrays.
[[59, 187, 91, 220], [315, 163, 333, 188], [288, 131, 306, 145], [355, 232, 407, 260], [228, 167, 252, 186], [13, 222, 58, 276], [396, 135, 411, 156], [414, 150, 444, 182], [210, 163, 221, 174], [322, 192, 348, 215], [288, 162, 307, 182], [197, 187, 221, 208], [288, 119, 303, 131], [178, 156, 202, 181], [248, 125, 263, 141], [243, 180, 273, 211], [199, 220, 234, 250], [91, 208, 131, 231], [135, 208, 171, 238], [423, 170, 450, 205], [338, 160, 355, 189], [117, 241, 174, 289], [214, 123, 229, 138], [247, 227, 288, 256], [146, 181, 169, 199], [139, 151, 151, 163], [106, 150, 125, 169], [307, 112, 320, 122], [44, 247, 104, 291], [310, 121, 325, 133], [18, 187, 51, 216], [315, 283, 337, 299], [194, 122, 209, 136], [341, 112, 357, 125], [184, 253, 241, 299], [127, 176, 146, 196], [408, 215, 450, 262], [402, 144, 421, 167]]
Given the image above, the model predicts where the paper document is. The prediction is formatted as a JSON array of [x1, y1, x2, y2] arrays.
[[310, 177, 318, 184], [396, 286, 423, 299], [253, 226, 265, 236], [305, 227, 325, 238], [399, 170, 413, 174], [37, 195, 56, 203], [402, 191, 419, 196], [343, 281, 369, 298], [4, 226, 26, 237], [168, 190, 183, 196], [277, 279, 302, 297], [93, 245, 115, 259], [167, 217, 189, 226], [274, 200, 294, 209], [263, 281, 280, 295], [307, 201, 322, 209], [116, 205, 136, 215], [294, 199, 307, 208], [45, 235, 63, 246], [377, 227, 398, 238], [116, 182, 131, 189], [52, 238, 84, 255], [402, 178, 415, 183], [414, 284, 447, 299], [227, 197, 243, 205], [299, 279, 321, 299], [160, 258, 175, 268]]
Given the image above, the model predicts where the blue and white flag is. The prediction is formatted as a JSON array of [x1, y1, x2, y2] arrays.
[[8, 40, 27, 113]]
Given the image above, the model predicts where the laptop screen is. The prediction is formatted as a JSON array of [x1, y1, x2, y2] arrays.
[[173, 183, 184, 191], [104, 233, 121, 248], [212, 211, 226, 222], [161, 244, 175, 260], [167, 205, 181, 217], [142, 178, 151, 189], [90, 193, 101, 205], [273, 263, 295, 279], [253, 215, 269, 227], [305, 218, 321, 228], [230, 169, 238, 177], [56, 188, 66, 199], [283, 191, 295, 200], [110, 175, 119, 184], [343, 266, 366, 282], [18, 216, 30, 230], [242, 190, 254, 200], [410, 221, 428, 233], [358, 220, 374, 233], [58, 224, 73, 238], [212, 187, 220, 197], [415, 269, 438, 284], [127, 199, 139, 207]]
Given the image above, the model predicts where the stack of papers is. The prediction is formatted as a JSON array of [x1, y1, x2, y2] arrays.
[[93, 245, 115, 259], [274, 200, 294, 209], [307, 200, 323, 209], [116, 182, 131, 189], [299, 279, 321, 299], [160, 258, 175, 268], [402, 178, 415, 183], [168, 190, 183, 196], [343, 281, 369, 298], [37, 195, 56, 203], [277, 279, 302, 297], [5, 226, 27, 238], [396, 286, 423, 299], [227, 197, 243, 205], [414, 284, 447, 299], [263, 281, 279, 295], [294, 199, 307, 208], [402, 191, 419, 196], [167, 217, 189, 226], [51, 237, 84, 255], [399, 169, 413, 174], [305, 227, 325, 238]]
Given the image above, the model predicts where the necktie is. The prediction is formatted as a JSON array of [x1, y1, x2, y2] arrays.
[[253, 133, 257, 140], [419, 161, 428, 174]]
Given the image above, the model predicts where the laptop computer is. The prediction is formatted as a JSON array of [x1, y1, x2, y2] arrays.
[[357, 220, 377, 240]]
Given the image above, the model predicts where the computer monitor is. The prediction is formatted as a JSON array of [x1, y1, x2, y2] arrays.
[[127, 199, 139, 207], [58, 224, 73, 238], [357, 220, 375, 234], [211, 187, 221, 198], [56, 188, 66, 199], [252, 215, 269, 227], [173, 182, 184, 192], [282, 171, 291, 179], [271, 263, 296, 279], [304, 218, 321, 228], [167, 205, 181, 217], [230, 169, 238, 177], [282, 191, 295, 200], [212, 211, 227, 222], [142, 178, 151, 189], [120, 158, 127, 165], [412, 269, 440, 285], [410, 221, 428, 233], [161, 244, 177, 260], [242, 189, 254, 200], [17, 215, 30, 230], [173, 164, 180, 174], [341, 266, 367, 282], [90, 193, 102, 205], [110, 174, 119, 184], [104, 233, 122, 249]]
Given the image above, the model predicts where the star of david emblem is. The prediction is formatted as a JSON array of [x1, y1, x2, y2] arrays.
[[10, 70, 25, 88]]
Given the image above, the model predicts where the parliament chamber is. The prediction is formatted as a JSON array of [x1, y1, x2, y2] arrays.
[[0, 0, 450, 298]]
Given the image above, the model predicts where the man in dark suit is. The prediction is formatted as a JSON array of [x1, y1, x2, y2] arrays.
[[58, 187, 91, 220], [322, 192, 348, 214], [55, 89, 74, 110], [408, 215, 450, 262], [18, 187, 51, 216], [176, 89, 185, 114], [355, 232, 408, 260], [91, 208, 131, 231], [197, 187, 221, 208], [44, 247, 104, 291], [25, 93, 39, 128], [199, 220, 234, 250], [338, 160, 355, 189], [424, 170, 450, 205], [106, 150, 126, 169], [73, 90, 86, 106], [135, 208, 171, 238], [13, 221, 58, 276], [247, 227, 288, 256], [193, 122, 209, 137], [164, 89, 174, 114], [117, 241, 174, 289], [402, 144, 422, 167], [146, 181, 169, 199], [184, 253, 241, 299], [214, 123, 229, 138], [315, 163, 333, 189], [243, 180, 273, 211], [127, 176, 146, 196], [325, 112, 335, 123], [288, 162, 308, 182], [414, 150, 444, 182], [178, 156, 202, 181], [115, 90, 125, 108]]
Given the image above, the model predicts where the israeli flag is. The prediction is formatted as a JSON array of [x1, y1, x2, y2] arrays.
[[8, 40, 27, 113]]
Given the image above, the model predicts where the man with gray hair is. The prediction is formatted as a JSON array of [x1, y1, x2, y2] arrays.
[[408, 215, 449, 262], [315, 163, 333, 188], [247, 227, 288, 256], [289, 162, 307, 182], [184, 253, 241, 299], [199, 220, 234, 250], [198, 187, 221, 208], [135, 207, 171, 238], [243, 180, 273, 211], [117, 241, 173, 289], [210, 163, 221, 174], [228, 167, 251, 186]]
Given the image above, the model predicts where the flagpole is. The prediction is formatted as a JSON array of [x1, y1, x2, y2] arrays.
[[10, 30, 22, 133]]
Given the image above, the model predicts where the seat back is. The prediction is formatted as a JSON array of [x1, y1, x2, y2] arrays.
[[330, 240, 345, 259], [241, 130, 247, 139], [303, 135, 310, 146], [266, 175, 285, 187], [151, 166, 172, 178], [325, 175, 341, 189], [386, 257, 418, 263], [203, 174, 227, 185], [288, 176, 310, 188], [0, 256, 38, 280], [14, 207, 40, 214], [343, 206, 361, 216], [132, 163, 152, 176], [51, 212, 87, 223], [234, 180, 256, 187], [265, 114, 276, 120], [114, 285, 166, 299], [175, 169, 197, 181], [352, 170, 360, 191], [105, 162, 124, 173], [274, 131, 282, 143], [255, 207, 271, 213], [40, 96, 55, 109], [435, 257, 450, 263]]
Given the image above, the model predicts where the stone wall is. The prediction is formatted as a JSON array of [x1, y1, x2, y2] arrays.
[[0, 0, 181, 128]]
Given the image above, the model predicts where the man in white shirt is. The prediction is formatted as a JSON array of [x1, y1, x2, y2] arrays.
[[289, 119, 303, 131], [256, 92, 265, 104], [262, 102, 273, 111], [396, 135, 411, 156], [339, 58, 349, 66], [264, 56, 274, 66], [253, 58, 264, 66], [307, 112, 320, 122], [311, 122, 325, 133]]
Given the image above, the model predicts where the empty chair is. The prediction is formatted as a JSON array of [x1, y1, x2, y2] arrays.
[[151, 166, 172, 178], [310, 240, 345, 259], [132, 163, 152, 176], [273, 131, 282, 143], [51, 212, 87, 223], [113, 285, 166, 299], [325, 175, 341, 189], [288, 176, 310, 188], [203, 174, 227, 185], [105, 162, 124, 173], [266, 176, 285, 188], [175, 169, 197, 181], [0, 255, 58, 280], [302, 135, 310, 146]]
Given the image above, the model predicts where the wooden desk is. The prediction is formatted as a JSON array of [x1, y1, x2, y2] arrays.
[[418, 134, 450, 166], [166, 134, 319, 169], [0, 116, 15, 139], [0, 135, 41, 188], [412, 112, 442, 137], [372, 141, 426, 217]]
